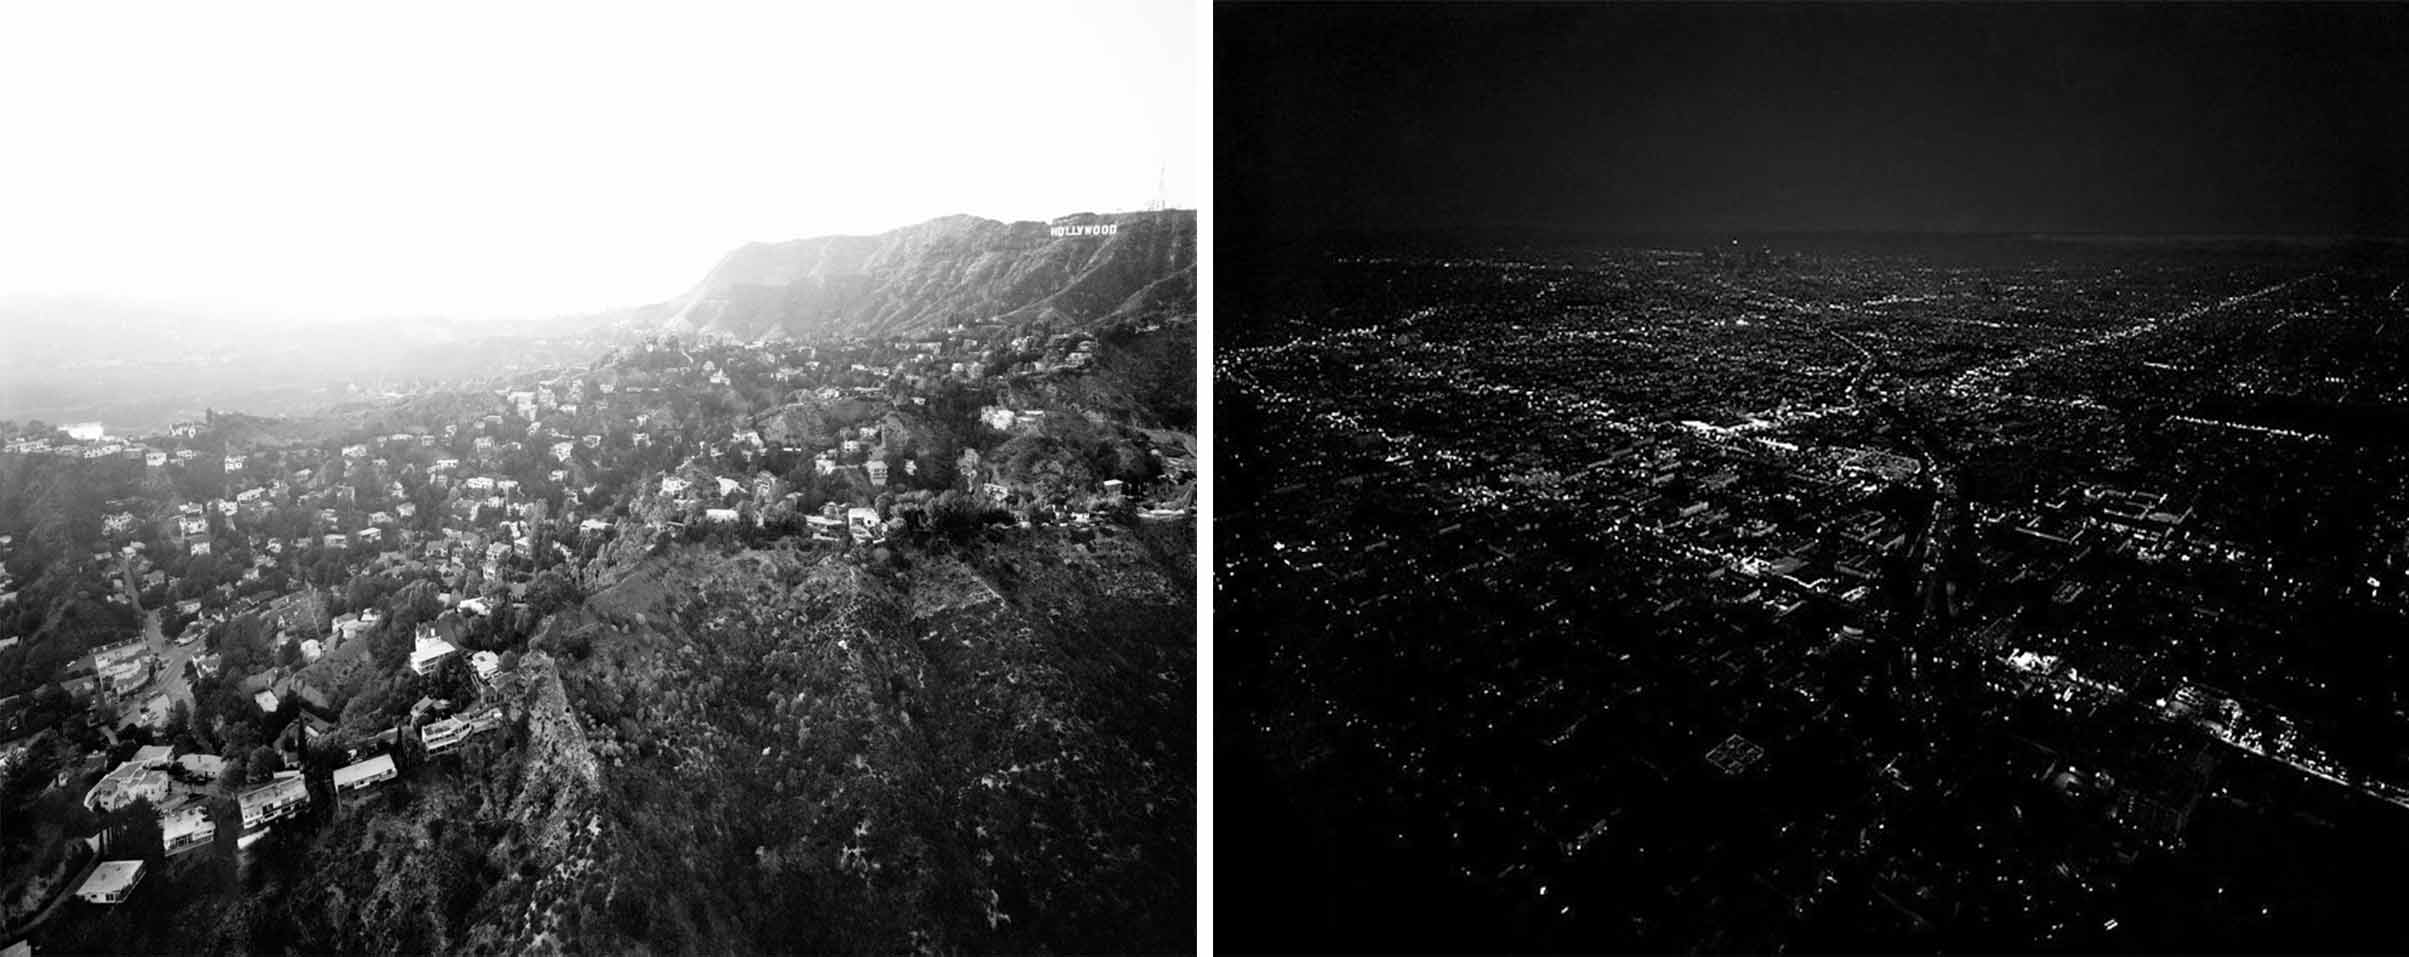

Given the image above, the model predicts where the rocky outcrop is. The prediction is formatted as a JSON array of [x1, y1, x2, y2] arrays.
[[475, 652, 610, 955]]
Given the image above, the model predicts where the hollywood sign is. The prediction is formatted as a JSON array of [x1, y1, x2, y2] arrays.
[[1049, 224, 1118, 238]]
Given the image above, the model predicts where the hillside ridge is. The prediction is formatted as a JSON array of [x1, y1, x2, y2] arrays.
[[664, 210, 1196, 340]]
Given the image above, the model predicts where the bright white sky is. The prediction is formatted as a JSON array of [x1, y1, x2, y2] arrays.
[[0, 1, 1194, 321]]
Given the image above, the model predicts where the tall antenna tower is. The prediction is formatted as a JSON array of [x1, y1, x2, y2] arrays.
[[1147, 164, 1167, 213]]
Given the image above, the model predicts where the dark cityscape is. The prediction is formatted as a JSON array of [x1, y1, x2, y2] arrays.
[[1217, 3, 2409, 953]]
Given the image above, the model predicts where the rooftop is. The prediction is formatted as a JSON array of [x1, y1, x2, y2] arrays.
[[238, 774, 308, 811], [333, 753, 397, 789], [78, 859, 146, 899]]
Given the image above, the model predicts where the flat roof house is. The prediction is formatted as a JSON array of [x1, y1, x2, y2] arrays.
[[332, 753, 397, 794], [471, 650, 502, 682], [83, 761, 169, 813], [409, 634, 459, 676], [238, 773, 310, 830], [75, 860, 147, 904], [422, 709, 503, 755], [162, 805, 213, 856]]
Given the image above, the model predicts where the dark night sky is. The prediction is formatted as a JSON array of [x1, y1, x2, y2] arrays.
[[1218, 3, 2409, 237]]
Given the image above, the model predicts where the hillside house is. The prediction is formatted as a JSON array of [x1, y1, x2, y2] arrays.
[[421, 710, 502, 755], [847, 507, 883, 544], [239, 773, 310, 829], [333, 753, 397, 794], [75, 860, 147, 905], [83, 760, 169, 813], [162, 806, 213, 856], [409, 632, 458, 676]]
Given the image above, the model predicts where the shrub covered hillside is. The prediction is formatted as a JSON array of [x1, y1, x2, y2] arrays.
[[547, 529, 1195, 953], [38, 524, 1193, 956]]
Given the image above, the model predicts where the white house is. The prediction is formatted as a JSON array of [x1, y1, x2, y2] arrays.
[[332, 753, 398, 793], [238, 773, 310, 829], [847, 507, 884, 544], [422, 710, 502, 755], [162, 806, 214, 856], [409, 632, 458, 676], [75, 860, 147, 904], [83, 760, 169, 813]]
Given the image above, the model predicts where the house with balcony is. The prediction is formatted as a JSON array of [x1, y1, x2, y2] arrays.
[[421, 710, 503, 755], [162, 806, 214, 857], [409, 631, 458, 677], [238, 773, 310, 830]]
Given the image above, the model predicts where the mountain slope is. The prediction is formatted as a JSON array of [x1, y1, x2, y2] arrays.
[[664, 210, 1195, 340]]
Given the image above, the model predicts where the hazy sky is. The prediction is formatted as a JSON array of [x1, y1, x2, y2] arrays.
[[0, 1, 1194, 321]]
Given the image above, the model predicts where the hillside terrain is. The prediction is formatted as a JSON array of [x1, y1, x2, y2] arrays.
[[0, 207, 1195, 954], [29, 524, 1192, 955], [665, 211, 1195, 340]]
